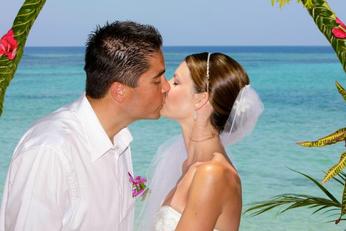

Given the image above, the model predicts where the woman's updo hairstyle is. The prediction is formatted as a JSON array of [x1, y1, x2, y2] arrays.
[[185, 52, 249, 133]]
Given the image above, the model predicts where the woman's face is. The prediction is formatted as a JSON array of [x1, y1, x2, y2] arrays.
[[160, 61, 195, 121]]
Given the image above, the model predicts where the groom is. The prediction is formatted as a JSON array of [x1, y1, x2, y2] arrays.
[[0, 21, 169, 231]]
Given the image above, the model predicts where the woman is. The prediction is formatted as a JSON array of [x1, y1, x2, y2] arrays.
[[140, 52, 263, 231]]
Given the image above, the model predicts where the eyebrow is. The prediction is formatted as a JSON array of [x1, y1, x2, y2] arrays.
[[152, 69, 166, 79]]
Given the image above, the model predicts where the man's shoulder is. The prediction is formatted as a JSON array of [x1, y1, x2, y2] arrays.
[[15, 99, 84, 154]]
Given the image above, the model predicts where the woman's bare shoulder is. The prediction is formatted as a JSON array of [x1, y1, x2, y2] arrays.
[[190, 153, 241, 197]]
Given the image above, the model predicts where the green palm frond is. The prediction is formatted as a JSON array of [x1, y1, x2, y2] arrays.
[[271, 0, 312, 9], [336, 81, 346, 102], [272, 0, 346, 72], [301, 0, 346, 72], [292, 169, 340, 203], [297, 127, 346, 147], [342, 181, 346, 215], [0, 0, 46, 116], [332, 172, 346, 186], [323, 152, 346, 183], [245, 193, 340, 217], [271, 0, 292, 7], [245, 170, 343, 222]]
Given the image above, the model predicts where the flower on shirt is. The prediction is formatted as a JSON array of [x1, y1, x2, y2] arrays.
[[128, 172, 148, 198], [332, 17, 346, 39], [0, 29, 18, 60]]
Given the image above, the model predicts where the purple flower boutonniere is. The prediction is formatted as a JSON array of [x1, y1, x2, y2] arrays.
[[128, 172, 148, 198]]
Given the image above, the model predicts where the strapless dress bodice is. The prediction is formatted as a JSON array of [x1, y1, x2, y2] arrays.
[[154, 205, 220, 231]]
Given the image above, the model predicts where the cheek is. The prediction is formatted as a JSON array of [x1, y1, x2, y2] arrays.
[[143, 85, 162, 104], [165, 87, 193, 117]]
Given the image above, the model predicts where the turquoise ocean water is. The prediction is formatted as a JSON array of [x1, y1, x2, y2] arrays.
[[0, 46, 345, 230]]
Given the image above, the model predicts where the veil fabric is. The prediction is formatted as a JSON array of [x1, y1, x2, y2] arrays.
[[137, 135, 186, 231], [137, 85, 263, 231]]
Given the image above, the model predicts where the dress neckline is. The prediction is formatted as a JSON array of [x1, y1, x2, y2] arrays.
[[158, 205, 221, 231]]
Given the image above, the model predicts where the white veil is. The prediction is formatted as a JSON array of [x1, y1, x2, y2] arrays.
[[137, 85, 263, 231]]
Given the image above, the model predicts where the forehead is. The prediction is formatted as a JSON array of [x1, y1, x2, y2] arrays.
[[175, 61, 191, 81], [137, 51, 165, 82], [148, 50, 164, 71]]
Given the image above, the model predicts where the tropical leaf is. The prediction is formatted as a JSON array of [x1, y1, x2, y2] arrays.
[[271, 0, 292, 7], [297, 127, 346, 147], [332, 172, 346, 186], [342, 180, 346, 215], [323, 152, 346, 183], [301, 0, 346, 72], [336, 81, 346, 102], [271, 0, 314, 9], [245, 170, 342, 222], [293, 169, 340, 204], [272, 0, 346, 72], [245, 193, 341, 217], [0, 0, 46, 116]]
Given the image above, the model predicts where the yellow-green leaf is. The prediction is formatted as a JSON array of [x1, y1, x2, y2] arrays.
[[302, 0, 346, 72], [0, 0, 46, 116], [342, 178, 346, 215], [297, 127, 346, 147], [271, 0, 292, 8], [304, 0, 313, 9], [323, 152, 346, 183], [336, 81, 346, 101]]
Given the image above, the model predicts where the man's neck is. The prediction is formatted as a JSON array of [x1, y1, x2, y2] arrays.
[[87, 96, 133, 141]]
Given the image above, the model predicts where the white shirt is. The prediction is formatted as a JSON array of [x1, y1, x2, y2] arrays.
[[0, 94, 135, 231]]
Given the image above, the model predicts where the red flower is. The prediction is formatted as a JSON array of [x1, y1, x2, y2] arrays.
[[0, 29, 18, 60], [332, 17, 346, 39]]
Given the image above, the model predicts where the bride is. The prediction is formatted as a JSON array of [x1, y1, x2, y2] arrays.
[[139, 52, 263, 231]]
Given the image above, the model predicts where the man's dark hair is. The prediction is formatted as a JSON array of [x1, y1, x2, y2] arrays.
[[84, 21, 163, 98]]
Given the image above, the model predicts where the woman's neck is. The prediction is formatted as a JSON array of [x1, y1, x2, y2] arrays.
[[179, 119, 223, 170]]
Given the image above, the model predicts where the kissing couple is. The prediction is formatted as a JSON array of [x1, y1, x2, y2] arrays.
[[0, 20, 263, 231]]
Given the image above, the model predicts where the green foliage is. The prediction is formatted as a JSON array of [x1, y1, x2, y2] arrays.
[[245, 170, 344, 223], [271, 0, 312, 8], [336, 81, 346, 101], [272, 0, 346, 72], [247, 0, 346, 225], [297, 128, 346, 148], [323, 152, 346, 183], [0, 0, 46, 115]]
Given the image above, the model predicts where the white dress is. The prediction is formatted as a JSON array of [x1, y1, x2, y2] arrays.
[[154, 206, 220, 231]]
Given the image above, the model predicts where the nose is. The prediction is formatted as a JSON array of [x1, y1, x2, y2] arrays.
[[161, 76, 171, 93]]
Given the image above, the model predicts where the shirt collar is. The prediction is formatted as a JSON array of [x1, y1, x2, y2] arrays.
[[72, 94, 133, 162]]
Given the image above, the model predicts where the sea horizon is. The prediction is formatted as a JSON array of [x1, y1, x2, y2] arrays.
[[0, 46, 345, 230]]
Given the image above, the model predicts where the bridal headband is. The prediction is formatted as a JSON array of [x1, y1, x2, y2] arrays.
[[206, 52, 211, 93]]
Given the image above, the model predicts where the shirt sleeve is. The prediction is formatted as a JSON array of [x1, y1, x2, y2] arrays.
[[1, 145, 69, 231]]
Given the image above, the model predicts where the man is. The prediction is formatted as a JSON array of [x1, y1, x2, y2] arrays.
[[0, 21, 170, 230]]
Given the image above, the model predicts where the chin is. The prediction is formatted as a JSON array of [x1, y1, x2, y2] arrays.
[[159, 104, 170, 117], [159, 112, 176, 121], [145, 111, 161, 120]]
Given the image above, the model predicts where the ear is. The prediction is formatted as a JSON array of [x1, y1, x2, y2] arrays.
[[193, 92, 209, 110], [110, 82, 126, 103]]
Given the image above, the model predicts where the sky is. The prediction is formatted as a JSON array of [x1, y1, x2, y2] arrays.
[[1, 0, 346, 46]]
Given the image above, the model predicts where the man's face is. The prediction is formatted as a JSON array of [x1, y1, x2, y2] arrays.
[[125, 50, 170, 120]]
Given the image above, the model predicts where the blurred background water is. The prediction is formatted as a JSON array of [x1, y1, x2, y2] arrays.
[[0, 46, 345, 230]]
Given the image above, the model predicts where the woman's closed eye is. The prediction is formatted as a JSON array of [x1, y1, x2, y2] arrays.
[[172, 77, 180, 86]]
